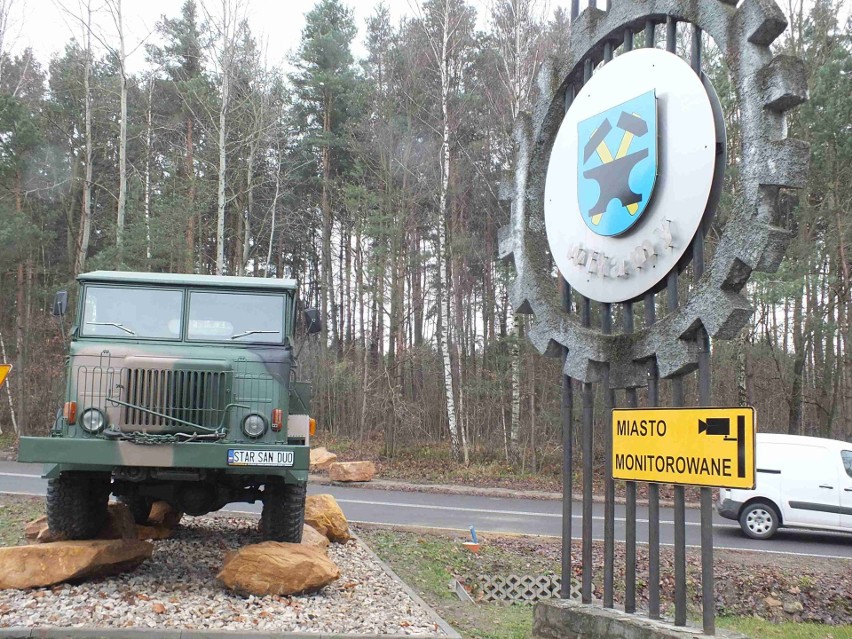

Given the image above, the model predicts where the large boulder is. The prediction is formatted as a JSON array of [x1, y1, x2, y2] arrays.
[[0, 540, 153, 589], [329, 461, 376, 483], [98, 502, 138, 540], [304, 494, 350, 543], [25, 516, 66, 544], [217, 541, 340, 596], [146, 501, 183, 528], [26, 502, 167, 543], [301, 524, 330, 551], [135, 524, 175, 541], [309, 447, 338, 471]]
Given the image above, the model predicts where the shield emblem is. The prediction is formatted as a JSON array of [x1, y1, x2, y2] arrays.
[[577, 90, 658, 237]]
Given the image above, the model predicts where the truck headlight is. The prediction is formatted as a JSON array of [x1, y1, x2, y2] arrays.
[[242, 414, 267, 438], [80, 408, 106, 433]]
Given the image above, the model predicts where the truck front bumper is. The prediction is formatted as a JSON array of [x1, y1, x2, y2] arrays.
[[17, 436, 309, 482]]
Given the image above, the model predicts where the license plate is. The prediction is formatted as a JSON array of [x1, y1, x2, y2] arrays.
[[227, 449, 294, 467]]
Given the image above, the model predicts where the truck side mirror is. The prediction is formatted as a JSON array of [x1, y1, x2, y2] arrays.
[[303, 308, 322, 335], [52, 291, 68, 317]]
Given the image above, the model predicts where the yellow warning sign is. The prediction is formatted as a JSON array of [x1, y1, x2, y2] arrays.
[[0, 364, 10, 389], [612, 407, 755, 489]]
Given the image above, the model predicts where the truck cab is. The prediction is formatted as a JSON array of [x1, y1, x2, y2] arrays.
[[18, 271, 319, 543]]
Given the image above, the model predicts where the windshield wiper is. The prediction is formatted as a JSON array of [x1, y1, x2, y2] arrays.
[[230, 329, 280, 340], [87, 321, 136, 335]]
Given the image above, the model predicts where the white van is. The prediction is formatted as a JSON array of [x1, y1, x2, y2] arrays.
[[717, 433, 852, 539]]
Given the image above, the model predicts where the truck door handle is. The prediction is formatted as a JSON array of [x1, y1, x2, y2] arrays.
[[819, 485, 833, 489], [845, 488, 852, 492]]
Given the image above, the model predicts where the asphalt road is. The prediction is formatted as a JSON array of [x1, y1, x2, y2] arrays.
[[1, 460, 849, 559]]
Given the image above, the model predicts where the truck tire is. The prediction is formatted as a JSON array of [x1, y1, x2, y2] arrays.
[[261, 480, 306, 543], [118, 494, 154, 525], [47, 471, 111, 540]]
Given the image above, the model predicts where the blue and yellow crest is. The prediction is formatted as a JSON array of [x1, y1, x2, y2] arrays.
[[577, 91, 657, 237]]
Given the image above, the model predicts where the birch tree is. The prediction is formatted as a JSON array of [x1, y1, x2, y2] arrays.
[[489, 0, 545, 458]]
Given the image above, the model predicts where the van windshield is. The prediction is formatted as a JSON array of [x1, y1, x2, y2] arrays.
[[82, 286, 184, 339], [187, 292, 285, 343]]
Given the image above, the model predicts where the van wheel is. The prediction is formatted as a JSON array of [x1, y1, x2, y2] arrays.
[[47, 471, 111, 540], [739, 501, 779, 540], [261, 480, 306, 543]]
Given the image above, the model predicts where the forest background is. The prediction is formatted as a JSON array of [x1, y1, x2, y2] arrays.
[[0, 0, 848, 477]]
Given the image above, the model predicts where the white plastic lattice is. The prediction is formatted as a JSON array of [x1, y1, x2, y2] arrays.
[[476, 574, 580, 604]]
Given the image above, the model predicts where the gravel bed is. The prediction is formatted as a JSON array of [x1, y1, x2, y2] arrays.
[[0, 516, 446, 636]]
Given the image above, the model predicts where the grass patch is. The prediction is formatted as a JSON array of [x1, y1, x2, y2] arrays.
[[358, 527, 544, 639], [358, 525, 851, 639], [0, 493, 44, 546], [718, 616, 852, 638]]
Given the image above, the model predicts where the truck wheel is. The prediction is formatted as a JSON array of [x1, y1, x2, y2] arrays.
[[118, 494, 154, 525], [47, 471, 111, 540], [739, 501, 780, 540], [261, 480, 306, 543]]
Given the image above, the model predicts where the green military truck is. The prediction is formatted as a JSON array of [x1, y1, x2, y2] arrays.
[[18, 271, 320, 543]]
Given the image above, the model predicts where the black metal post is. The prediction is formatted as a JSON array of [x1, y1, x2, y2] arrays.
[[581, 295, 593, 604], [668, 271, 687, 627], [645, 19, 655, 48], [623, 304, 637, 614], [644, 292, 661, 620], [560, 86, 576, 602], [602, 303, 614, 608]]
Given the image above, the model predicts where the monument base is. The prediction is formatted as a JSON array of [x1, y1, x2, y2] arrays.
[[533, 599, 748, 639]]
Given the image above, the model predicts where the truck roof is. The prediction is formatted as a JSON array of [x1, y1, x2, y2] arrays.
[[78, 271, 298, 291]]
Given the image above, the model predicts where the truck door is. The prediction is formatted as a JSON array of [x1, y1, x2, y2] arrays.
[[781, 443, 840, 529], [841, 449, 852, 530]]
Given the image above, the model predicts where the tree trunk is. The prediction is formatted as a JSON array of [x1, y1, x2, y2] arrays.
[[788, 282, 805, 435], [143, 76, 153, 261], [321, 93, 339, 348], [185, 116, 196, 272], [115, 0, 127, 254], [75, 4, 94, 276], [216, 46, 229, 275]]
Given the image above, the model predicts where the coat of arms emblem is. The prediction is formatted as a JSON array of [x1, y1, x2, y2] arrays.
[[577, 90, 658, 237]]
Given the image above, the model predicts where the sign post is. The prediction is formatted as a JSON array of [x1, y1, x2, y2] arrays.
[[612, 407, 755, 489], [0, 364, 10, 389]]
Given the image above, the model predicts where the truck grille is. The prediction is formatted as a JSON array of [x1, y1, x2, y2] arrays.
[[122, 369, 227, 429]]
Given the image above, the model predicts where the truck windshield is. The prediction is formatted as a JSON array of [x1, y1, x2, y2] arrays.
[[187, 291, 285, 343], [82, 286, 184, 339]]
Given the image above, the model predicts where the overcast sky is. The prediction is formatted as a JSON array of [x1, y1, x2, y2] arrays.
[[5, 0, 575, 74]]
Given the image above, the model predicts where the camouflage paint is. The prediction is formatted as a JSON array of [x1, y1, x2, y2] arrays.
[[18, 271, 312, 486]]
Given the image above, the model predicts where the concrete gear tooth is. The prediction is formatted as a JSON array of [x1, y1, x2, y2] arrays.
[[655, 336, 700, 380], [569, 6, 609, 54], [754, 225, 792, 272], [736, 0, 787, 45], [498, 225, 515, 262], [498, 176, 514, 202], [753, 139, 810, 188], [563, 349, 600, 385], [696, 291, 753, 340], [528, 321, 563, 358], [759, 55, 808, 112], [533, 58, 560, 136]]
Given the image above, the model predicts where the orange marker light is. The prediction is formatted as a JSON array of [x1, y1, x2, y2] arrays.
[[271, 409, 283, 432], [63, 402, 77, 425], [309, 418, 317, 437]]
